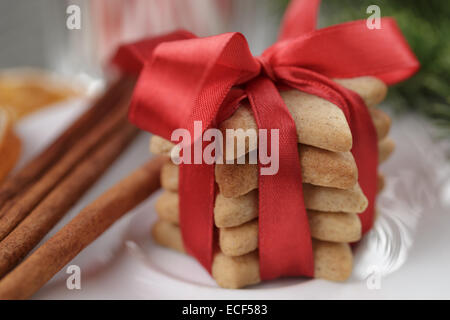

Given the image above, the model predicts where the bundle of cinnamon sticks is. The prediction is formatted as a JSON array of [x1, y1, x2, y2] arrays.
[[0, 76, 164, 299]]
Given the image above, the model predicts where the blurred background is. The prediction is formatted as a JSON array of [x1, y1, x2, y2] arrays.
[[0, 0, 448, 137]]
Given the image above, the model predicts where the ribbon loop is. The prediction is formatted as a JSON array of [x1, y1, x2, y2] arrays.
[[269, 18, 419, 85], [112, 30, 196, 75]]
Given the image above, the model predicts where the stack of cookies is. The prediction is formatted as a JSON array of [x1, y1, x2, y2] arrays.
[[150, 76, 394, 288]]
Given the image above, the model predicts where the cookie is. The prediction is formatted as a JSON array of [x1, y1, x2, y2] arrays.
[[219, 211, 361, 256], [215, 183, 367, 228], [378, 137, 395, 163], [155, 190, 179, 224], [377, 174, 385, 193], [221, 93, 352, 160], [302, 183, 368, 214], [158, 142, 358, 198], [334, 76, 388, 108], [214, 240, 353, 289], [370, 108, 391, 141], [308, 211, 361, 243], [160, 159, 178, 191], [219, 104, 260, 161], [215, 190, 259, 228], [219, 219, 259, 257], [149, 135, 174, 156], [0, 109, 21, 183], [216, 145, 358, 198], [152, 219, 185, 253], [160, 161, 367, 219], [151, 220, 353, 288], [311, 240, 353, 283], [151, 101, 390, 163], [212, 251, 261, 289], [154, 191, 361, 249]]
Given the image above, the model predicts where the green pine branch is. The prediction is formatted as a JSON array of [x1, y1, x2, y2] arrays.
[[272, 0, 450, 135]]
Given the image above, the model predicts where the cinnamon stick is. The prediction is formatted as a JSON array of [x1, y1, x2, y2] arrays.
[[0, 76, 134, 210], [0, 122, 139, 279], [0, 88, 133, 241], [0, 156, 165, 300]]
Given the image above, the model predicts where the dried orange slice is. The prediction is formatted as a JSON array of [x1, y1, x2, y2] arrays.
[[0, 69, 81, 121]]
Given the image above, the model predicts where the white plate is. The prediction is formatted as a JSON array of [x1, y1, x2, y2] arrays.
[[13, 99, 450, 299]]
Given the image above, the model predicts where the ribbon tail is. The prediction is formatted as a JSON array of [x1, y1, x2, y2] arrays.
[[179, 161, 215, 272], [246, 77, 314, 280], [279, 0, 320, 41]]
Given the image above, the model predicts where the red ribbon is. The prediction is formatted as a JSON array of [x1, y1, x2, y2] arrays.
[[113, 0, 419, 281]]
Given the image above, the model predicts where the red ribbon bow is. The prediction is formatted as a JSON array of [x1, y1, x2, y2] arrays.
[[113, 0, 419, 281]]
